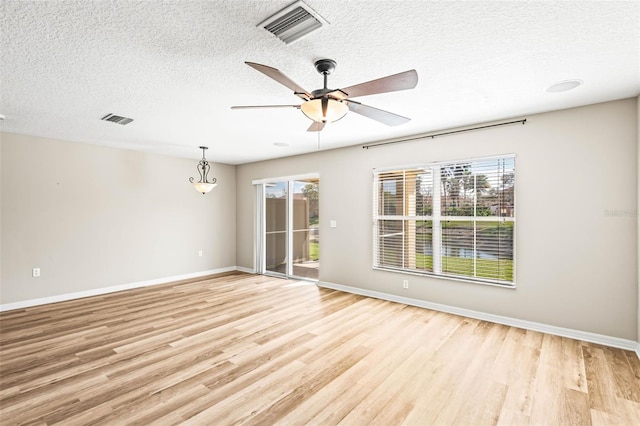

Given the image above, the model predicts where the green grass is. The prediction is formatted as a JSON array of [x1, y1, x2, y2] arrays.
[[379, 220, 514, 282], [414, 253, 433, 271], [413, 254, 513, 282], [309, 242, 319, 261]]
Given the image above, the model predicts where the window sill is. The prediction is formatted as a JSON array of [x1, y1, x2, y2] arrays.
[[373, 266, 516, 289]]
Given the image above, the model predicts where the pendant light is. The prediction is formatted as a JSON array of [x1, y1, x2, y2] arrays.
[[189, 146, 217, 194]]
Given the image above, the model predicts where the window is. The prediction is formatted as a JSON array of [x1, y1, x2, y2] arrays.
[[373, 156, 515, 286]]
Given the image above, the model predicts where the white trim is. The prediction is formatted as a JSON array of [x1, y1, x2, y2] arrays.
[[318, 281, 638, 352], [0, 267, 241, 312], [254, 183, 265, 275], [236, 266, 256, 274], [287, 180, 294, 276], [372, 266, 516, 289], [432, 168, 442, 275], [252, 173, 319, 185]]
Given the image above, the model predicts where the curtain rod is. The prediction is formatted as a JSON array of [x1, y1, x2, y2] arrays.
[[362, 118, 527, 149]]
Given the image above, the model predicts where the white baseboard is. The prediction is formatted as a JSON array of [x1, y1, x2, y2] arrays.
[[0, 266, 241, 312], [4, 273, 637, 358], [319, 281, 639, 353]]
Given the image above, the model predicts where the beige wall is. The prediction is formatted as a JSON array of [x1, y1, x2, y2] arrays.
[[237, 98, 638, 340], [0, 133, 236, 304], [2, 98, 637, 342], [638, 95, 640, 345], [0, 135, 3, 290]]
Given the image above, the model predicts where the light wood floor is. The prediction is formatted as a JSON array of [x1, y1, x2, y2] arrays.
[[1, 272, 639, 425]]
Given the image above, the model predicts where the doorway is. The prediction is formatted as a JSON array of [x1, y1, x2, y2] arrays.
[[259, 177, 319, 280]]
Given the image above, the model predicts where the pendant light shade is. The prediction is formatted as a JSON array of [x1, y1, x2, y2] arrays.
[[193, 181, 216, 194], [189, 146, 217, 194], [300, 98, 348, 123]]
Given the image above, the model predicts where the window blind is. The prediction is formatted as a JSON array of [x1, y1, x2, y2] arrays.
[[373, 156, 515, 286]]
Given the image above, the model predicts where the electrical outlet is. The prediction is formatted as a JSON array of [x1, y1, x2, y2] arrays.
[[403, 279, 408, 289], [198, 250, 203, 257], [32, 268, 40, 277]]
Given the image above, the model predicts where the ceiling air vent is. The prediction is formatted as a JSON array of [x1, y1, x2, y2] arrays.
[[101, 113, 133, 125], [258, 0, 328, 45]]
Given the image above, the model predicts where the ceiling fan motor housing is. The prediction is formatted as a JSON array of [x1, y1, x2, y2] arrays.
[[314, 58, 337, 75]]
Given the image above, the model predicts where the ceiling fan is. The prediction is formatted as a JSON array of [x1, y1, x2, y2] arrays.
[[231, 59, 418, 132]]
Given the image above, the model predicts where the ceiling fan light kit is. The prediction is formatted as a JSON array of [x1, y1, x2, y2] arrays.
[[232, 58, 418, 132], [300, 98, 348, 122]]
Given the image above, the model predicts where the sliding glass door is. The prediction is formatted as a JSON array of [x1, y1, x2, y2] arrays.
[[260, 177, 319, 280], [265, 182, 288, 275], [291, 180, 319, 279]]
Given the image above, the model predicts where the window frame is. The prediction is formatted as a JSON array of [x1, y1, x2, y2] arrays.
[[372, 155, 516, 288]]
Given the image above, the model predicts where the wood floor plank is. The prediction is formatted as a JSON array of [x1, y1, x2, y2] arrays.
[[495, 346, 540, 421], [438, 323, 510, 424], [1, 272, 639, 425], [603, 345, 640, 403], [277, 306, 429, 425], [583, 344, 622, 415]]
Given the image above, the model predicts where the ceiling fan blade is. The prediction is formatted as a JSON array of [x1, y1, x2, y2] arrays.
[[307, 121, 325, 132], [333, 69, 418, 99], [346, 101, 411, 126], [245, 62, 311, 100], [231, 105, 300, 109]]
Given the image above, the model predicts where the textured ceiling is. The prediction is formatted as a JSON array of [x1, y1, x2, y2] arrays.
[[1, 0, 639, 164]]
